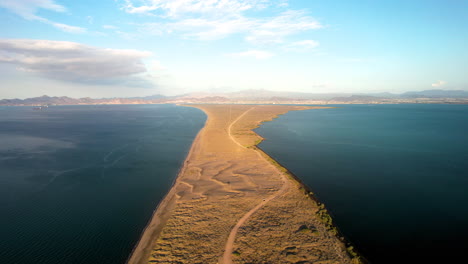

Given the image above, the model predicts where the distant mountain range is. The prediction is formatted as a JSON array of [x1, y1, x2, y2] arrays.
[[0, 95, 162, 106], [174, 89, 468, 100], [1, 89, 468, 106], [400, 90, 468, 98]]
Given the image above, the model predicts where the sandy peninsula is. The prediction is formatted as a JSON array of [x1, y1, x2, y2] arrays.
[[128, 104, 361, 264]]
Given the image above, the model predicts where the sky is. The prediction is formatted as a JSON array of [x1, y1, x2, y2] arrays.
[[0, 0, 467, 98]]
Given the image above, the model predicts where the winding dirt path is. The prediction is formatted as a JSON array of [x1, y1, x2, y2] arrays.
[[222, 107, 291, 264], [227, 106, 255, 149]]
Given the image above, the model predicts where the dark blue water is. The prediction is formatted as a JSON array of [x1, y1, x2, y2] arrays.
[[256, 104, 468, 263], [0, 105, 205, 264]]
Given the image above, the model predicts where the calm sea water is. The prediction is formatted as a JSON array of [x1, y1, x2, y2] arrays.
[[0, 104, 205, 264], [256, 104, 468, 263]]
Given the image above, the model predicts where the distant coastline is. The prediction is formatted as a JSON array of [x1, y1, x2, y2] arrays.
[[2, 89, 468, 106]]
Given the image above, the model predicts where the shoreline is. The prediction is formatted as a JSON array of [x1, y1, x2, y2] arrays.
[[254, 144, 367, 263], [126, 107, 209, 264], [128, 104, 361, 263]]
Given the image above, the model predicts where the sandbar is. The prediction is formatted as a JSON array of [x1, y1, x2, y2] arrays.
[[128, 104, 361, 264]]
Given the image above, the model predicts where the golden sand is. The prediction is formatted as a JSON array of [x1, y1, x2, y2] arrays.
[[128, 104, 359, 264]]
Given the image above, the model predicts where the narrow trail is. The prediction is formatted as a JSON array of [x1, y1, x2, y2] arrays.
[[227, 107, 255, 149], [222, 107, 291, 264]]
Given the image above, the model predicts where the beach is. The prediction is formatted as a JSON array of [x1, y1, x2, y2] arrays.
[[128, 104, 358, 264]]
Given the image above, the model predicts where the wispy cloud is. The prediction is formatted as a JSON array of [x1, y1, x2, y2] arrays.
[[277, 0, 288, 7], [49, 22, 86, 33], [0, 0, 65, 18], [245, 11, 322, 44], [284, 40, 319, 51], [139, 16, 253, 40], [0, 39, 152, 84], [122, 0, 322, 44], [432, 80, 447, 87], [121, 0, 270, 17], [227, 50, 273, 59], [0, 0, 86, 33], [86, 16, 94, 25]]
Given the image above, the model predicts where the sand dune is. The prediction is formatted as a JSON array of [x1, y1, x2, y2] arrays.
[[128, 104, 360, 264]]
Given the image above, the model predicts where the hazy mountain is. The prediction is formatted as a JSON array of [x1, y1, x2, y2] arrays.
[[364, 92, 399, 98], [224, 89, 351, 100], [0, 95, 150, 106], [133, 94, 168, 100], [401, 90, 468, 98], [1, 89, 468, 106], [2, 95, 82, 105], [330, 95, 381, 102]]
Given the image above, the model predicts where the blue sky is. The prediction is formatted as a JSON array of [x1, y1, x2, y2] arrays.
[[0, 0, 467, 98]]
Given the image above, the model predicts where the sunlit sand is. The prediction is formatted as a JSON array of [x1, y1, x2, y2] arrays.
[[129, 104, 358, 264]]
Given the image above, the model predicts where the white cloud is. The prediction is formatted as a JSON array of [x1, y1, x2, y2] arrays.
[[284, 40, 319, 51], [0, 0, 86, 33], [141, 16, 254, 40], [227, 50, 273, 59], [277, 0, 288, 7], [0, 0, 65, 18], [0, 39, 152, 84], [246, 11, 322, 44], [139, 12, 322, 43], [432, 80, 447, 87], [51, 22, 86, 33], [123, 0, 322, 44], [103, 25, 118, 29], [122, 0, 269, 17]]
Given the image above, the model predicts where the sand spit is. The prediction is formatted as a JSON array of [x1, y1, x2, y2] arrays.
[[128, 104, 360, 264]]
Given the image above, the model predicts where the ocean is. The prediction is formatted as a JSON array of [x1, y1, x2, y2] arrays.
[[256, 104, 468, 263], [0, 104, 206, 264]]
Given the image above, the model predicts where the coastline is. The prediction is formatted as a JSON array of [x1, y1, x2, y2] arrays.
[[128, 104, 361, 263], [126, 108, 209, 264], [254, 143, 366, 263]]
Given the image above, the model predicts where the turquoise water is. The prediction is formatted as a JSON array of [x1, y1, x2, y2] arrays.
[[256, 104, 468, 263], [0, 105, 205, 264]]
